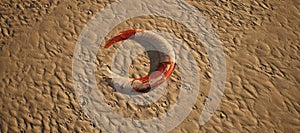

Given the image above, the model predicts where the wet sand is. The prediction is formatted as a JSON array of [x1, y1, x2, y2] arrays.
[[0, 0, 299, 132]]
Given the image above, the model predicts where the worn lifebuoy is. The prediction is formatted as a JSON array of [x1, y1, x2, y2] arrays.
[[104, 29, 176, 93]]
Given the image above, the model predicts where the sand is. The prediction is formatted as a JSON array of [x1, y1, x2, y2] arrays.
[[0, 0, 299, 132]]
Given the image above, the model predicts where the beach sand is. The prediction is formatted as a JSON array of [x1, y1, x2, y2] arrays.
[[0, 0, 299, 132]]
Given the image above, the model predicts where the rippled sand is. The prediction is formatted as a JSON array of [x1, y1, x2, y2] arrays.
[[0, 0, 299, 132]]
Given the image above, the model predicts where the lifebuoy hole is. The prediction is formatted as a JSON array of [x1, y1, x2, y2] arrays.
[[129, 50, 164, 80]]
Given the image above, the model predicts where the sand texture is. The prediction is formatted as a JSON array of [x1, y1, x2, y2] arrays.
[[0, 0, 299, 132]]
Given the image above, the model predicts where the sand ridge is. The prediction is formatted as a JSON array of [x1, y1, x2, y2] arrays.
[[0, 0, 299, 132]]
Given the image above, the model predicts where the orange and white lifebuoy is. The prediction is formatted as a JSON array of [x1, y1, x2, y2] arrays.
[[104, 29, 176, 93]]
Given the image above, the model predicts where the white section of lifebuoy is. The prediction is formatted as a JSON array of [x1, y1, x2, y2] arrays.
[[133, 31, 176, 63]]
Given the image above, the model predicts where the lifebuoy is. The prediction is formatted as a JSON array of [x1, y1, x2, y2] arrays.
[[104, 29, 176, 93]]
